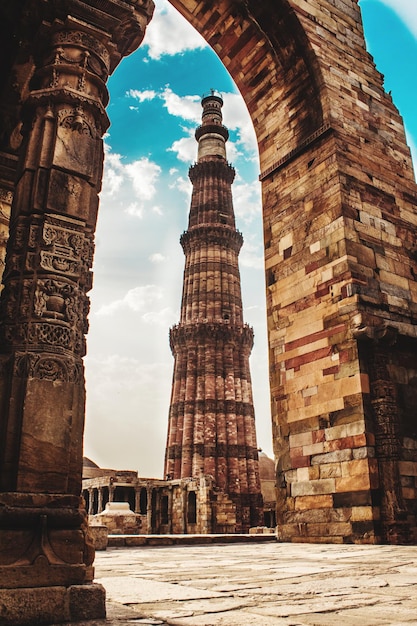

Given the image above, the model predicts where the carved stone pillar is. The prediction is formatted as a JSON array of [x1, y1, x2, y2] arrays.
[[365, 328, 410, 544], [0, 185, 12, 284], [134, 487, 140, 513], [97, 487, 103, 514], [0, 1, 154, 624], [147, 487, 152, 534], [88, 488, 94, 516]]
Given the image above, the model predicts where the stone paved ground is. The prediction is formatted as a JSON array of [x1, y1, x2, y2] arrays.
[[59, 541, 417, 625]]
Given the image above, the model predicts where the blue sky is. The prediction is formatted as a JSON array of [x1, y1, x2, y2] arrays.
[[83, 0, 417, 477]]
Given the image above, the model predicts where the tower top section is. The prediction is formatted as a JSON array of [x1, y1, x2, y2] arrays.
[[195, 90, 229, 162]]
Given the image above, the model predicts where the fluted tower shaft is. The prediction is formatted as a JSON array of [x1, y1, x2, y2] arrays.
[[165, 92, 262, 532]]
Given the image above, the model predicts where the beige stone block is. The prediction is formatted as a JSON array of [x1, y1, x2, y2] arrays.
[[308, 465, 320, 480], [320, 462, 342, 479], [291, 478, 336, 497], [335, 473, 370, 493], [351, 506, 376, 522], [310, 240, 321, 254], [303, 442, 325, 456], [379, 269, 409, 290], [290, 431, 313, 447], [341, 459, 370, 478], [294, 495, 333, 510], [279, 232, 293, 254], [306, 522, 352, 537], [286, 318, 324, 344], [302, 385, 318, 398], [312, 449, 352, 465], [339, 373, 362, 397], [287, 397, 345, 423], [297, 467, 310, 481], [325, 420, 365, 441]]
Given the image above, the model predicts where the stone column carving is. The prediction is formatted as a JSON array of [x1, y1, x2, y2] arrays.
[[356, 324, 410, 544], [147, 487, 152, 533], [135, 487, 140, 513], [0, 1, 154, 624], [0, 187, 13, 283], [97, 487, 103, 514]]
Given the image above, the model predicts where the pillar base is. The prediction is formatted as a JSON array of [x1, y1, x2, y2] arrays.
[[0, 583, 106, 625]]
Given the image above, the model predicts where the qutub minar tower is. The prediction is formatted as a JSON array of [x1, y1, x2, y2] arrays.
[[165, 91, 263, 532]]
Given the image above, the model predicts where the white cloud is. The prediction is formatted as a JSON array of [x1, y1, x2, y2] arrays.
[[168, 132, 197, 163], [233, 180, 262, 225], [143, 307, 178, 327], [127, 89, 157, 102], [101, 150, 124, 196], [222, 93, 258, 156], [95, 285, 178, 328], [161, 87, 201, 122], [169, 175, 192, 200], [142, 0, 207, 60], [149, 253, 166, 263], [101, 146, 161, 219], [375, 0, 417, 38], [125, 202, 143, 218], [125, 158, 161, 201], [240, 238, 264, 270], [96, 284, 163, 316]]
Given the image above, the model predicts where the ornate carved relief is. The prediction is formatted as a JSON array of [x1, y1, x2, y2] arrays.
[[0, 189, 13, 204], [57, 107, 97, 138], [14, 352, 83, 383], [52, 31, 111, 76]]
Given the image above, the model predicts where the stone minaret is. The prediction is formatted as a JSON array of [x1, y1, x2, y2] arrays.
[[165, 91, 262, 532]]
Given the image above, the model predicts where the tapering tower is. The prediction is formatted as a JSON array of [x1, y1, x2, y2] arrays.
[[165, 92, 262, 532]]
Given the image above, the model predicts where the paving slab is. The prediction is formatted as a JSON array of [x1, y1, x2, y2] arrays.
[[53, 540, 417, 625]]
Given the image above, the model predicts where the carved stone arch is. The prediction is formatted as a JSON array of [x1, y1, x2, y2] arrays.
[[169, 0, 326, 163]]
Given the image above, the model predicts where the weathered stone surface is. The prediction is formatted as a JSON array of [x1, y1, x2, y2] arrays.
[[0, 586, 69, 625], [69, 583, 106, 621], [89, 526, 108, 551], [86, 542, 417, 625], [0, 584, 106, 625]]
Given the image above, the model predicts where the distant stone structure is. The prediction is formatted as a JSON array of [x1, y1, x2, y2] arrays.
[[1, 0, 417, 624], [165, 92, 263, 532], [82, 453, 276, 535]]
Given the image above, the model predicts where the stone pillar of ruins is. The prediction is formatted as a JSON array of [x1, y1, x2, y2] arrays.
[[0, 1, 154, 624], [165, 92, 263, 532]]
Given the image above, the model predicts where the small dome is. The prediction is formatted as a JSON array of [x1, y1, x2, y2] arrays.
[[258, 451, 275, 480]]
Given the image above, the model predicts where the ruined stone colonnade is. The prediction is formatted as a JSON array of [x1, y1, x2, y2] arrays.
[[0, 0, 416, 624]]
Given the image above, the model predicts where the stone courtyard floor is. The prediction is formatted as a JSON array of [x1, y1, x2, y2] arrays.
[[60, 539, 417, 625]]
